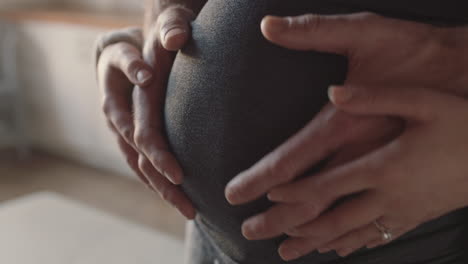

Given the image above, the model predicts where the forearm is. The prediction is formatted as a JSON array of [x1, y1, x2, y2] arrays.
[[144, 0, 207, 33]]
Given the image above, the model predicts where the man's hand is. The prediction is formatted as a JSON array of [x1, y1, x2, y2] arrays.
[[224, 12, 468, 260], [96, 5, 196, 219]]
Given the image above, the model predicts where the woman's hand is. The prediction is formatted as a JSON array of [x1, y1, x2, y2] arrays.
[[269, 85, 468, 260], [224, 12, 468, 260], [96, 6, 196, 219]]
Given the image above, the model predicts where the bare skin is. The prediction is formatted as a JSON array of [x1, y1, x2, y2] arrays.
[[97, 0, 206, 219], [97, 9, 468, 261], [224, 13, 468, 260]]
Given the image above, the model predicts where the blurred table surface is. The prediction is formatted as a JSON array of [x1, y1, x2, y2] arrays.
[[0, 192, 184, 264]]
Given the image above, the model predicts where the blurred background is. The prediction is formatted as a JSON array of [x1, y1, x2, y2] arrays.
[[0, 1, 186, 263]]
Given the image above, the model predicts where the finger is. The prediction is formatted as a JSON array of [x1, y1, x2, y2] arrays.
[[104, 42, 154, 86], [323, 117, 403, 170], [134, 33, 184, 185], [135, 133, 184, 185], [99, 45, 142, 147], [287, 192, 382, 240], [318, 224, 382, 257], [133, 86, 184, 185], [102, 90, 136, 148], [329, 85, 467, 122], [108, 120, 150, 186], [155, 6, 195, 51], [366, 222, 414, 249], [278, 194, 382, 261], [267, 157, 374, 205], [138, 156, 196, 219], [261, 12, 390, 55], [116, 134, 150, 186], [226, 105, 386, 205], [267, 136, 398, 204], [241, 203, 319, 240]]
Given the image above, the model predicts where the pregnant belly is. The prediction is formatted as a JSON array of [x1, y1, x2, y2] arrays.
[[164, 0, 468, 263]]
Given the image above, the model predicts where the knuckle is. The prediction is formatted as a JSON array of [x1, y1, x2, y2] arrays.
[[302, 203, 319, 219], [159, 187, 175, 202], [138, 157, 151, 172], [254, 216, 272, 234], [134, 130, 150, 150], [127, 157, 144, 177], [290, 14, 321, 32], [114, 42, 136, 56], [121, 126, 134, 141], [125, 59, 141, 76], [160, 5, 195, 24], [265, 157, 292, 183], [116, 121, 134, 141]]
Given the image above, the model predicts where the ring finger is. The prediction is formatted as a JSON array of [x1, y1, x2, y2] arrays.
[[318, 221, 393, 257], [138, 155, 196, 219]]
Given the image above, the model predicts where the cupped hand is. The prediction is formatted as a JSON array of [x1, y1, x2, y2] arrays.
[[96, 6, 196, 219], [224, 12, 468, 260]]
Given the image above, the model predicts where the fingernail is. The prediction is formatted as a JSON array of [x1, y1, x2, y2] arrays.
[[225, 184, 241, 205], [280, 247, 301, 261], [241, 224, 256, 240], [163, 28, 186, 42], [262, 16, 290, 34], [136, 69, 152, 84], [328, 85, 353, 104]]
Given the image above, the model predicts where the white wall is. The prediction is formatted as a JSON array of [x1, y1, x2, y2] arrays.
[[0, 0, 144, 177], [0, 0, 143, 14], [62, 0, 143, 14], [0, 0, 60, 9], [13, 21, 134, 177]]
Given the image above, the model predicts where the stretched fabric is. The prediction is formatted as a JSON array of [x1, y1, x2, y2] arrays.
[[164, 1, 468, 263]]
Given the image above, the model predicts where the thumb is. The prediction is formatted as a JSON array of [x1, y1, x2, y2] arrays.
[[328, 85, 459, 122], [261, 12, 389, 56], [100, 42, 153, 86], [157, 6, 195, 51]]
